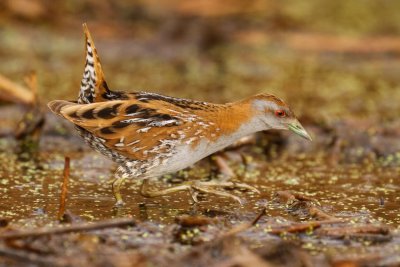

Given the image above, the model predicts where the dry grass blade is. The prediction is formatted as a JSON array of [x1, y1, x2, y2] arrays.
[[0, 218, 136, 240], [0, 73, 34, 105], [223, 207, 266, 236], [58, 157, 70, 221]]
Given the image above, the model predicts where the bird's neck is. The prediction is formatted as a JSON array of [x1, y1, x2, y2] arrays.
[[192, 100, 265, 155], [212, 98, 266, 139]]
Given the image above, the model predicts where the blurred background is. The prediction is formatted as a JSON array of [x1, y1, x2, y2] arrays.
[[1, 0, 400, 124], [1, 0, 400, 242]]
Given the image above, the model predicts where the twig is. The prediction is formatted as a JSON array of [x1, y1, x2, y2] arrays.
[[175, 215, 214, 227], [58, 157, 70, 221], [223, 207, 266, 236], [275, 191, 318, 203], [0, 74, 34, 105], [213, 154, 235, 178], [308, 206, 337, 220], [316, 225, 390, 236], [0, 218, 136, 240], [265, 219, 344, 235], [291, 192, 318, 202], [331, 251, 396, 267], [251, 207, 267, 226], [275, 190, 297, 203], [275, 191, 337, 220], [0, 245, 67, 267]]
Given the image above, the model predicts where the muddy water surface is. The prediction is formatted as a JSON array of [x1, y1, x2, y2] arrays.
[[1, 142, 398, 228]]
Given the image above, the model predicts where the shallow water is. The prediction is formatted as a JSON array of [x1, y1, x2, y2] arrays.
[[0, 129, 400, 266], [1, 141, 398, 228]]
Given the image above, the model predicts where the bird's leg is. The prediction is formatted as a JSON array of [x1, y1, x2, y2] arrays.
[[191, 185, 244, 205], [193, 181, 260, 193], [139, 179, 259, 205], [112, 176, 126, 207], [191, 180, 260, 205], [140, 179, 197, 201]]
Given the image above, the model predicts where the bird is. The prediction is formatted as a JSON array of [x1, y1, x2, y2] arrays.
[[48, 24, 312, 207]]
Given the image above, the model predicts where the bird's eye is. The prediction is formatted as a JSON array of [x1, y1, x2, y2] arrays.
[[275, 110, 286, 117]]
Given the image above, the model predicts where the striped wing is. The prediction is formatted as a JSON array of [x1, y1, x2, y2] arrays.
[[48, 100, 192, 161]]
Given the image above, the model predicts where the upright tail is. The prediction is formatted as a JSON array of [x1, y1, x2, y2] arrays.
[[78, 23, 112, 104]]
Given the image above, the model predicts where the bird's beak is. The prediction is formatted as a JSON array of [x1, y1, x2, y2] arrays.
[[288, 121, 312, 141]]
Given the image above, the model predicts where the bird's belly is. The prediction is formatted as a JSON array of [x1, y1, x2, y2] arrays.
[[148, 141, 212, 177], [147, 138, 230, 177]]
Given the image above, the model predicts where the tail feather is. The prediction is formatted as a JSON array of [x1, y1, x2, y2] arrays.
[[48, 100, 77, 117], [79, 23, 110, 104]]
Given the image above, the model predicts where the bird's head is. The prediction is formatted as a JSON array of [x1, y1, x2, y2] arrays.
[[249, 94, 312, 141]]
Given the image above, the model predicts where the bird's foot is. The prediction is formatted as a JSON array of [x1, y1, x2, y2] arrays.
[[139, 179, 259, 205], [112, 176, 126, 207], [114, 200, 125, 207]]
